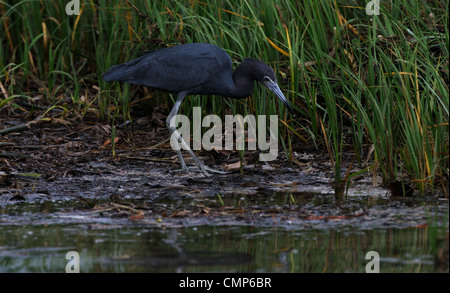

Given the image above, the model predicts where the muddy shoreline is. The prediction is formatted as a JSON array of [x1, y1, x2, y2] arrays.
[[1, 114, 448, 230], [1, 114, 449, 273]]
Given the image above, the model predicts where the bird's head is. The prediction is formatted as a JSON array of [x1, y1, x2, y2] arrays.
[[245, 58, 294, 113], [260, 74, 294, 113]]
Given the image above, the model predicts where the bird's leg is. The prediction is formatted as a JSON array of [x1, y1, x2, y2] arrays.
[[166, 93, 211, 176], [166, 93, 230, 176], [166, 92, 191, 172]]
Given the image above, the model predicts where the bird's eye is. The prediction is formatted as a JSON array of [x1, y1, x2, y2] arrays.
[[263, 76, 272, 82]]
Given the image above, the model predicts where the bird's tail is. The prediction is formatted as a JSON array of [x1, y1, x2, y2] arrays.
[[102, 55, 147, 82], [102, 63, 132, 82]]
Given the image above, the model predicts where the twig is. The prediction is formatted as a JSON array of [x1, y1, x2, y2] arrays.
[[0, 124, 30, 135], [0, 142, 15, 147], [125, 0, 151, 22], [0, 114, 46, 136], [0, 80, 8, 100], [0, 153, 29, 158], [6, 144, 46, 150], [118, 154, 178, 164], [90, 203, 142, 214], [111, 203, 141, 213]]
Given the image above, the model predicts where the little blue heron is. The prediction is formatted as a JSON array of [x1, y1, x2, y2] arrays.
[[102, 43, 293, 176]]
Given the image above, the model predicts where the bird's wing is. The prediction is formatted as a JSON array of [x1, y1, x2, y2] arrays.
[[102, 44, 231, 93]]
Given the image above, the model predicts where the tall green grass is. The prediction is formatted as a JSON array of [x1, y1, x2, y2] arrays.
[[0, 0, 448, 196]]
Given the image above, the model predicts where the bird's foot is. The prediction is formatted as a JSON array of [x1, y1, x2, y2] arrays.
[[203, 165, 231, 175], [180, 166, 210, 177], [180, 165, 230, 176]]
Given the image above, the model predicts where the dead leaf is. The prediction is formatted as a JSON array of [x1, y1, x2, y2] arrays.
[[224, 161, 242, 170], [102, 137, 120, 147], [129, 212, 145, 220]]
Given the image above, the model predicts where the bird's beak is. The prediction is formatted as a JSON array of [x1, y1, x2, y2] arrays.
[[263, 80, 294, 113]]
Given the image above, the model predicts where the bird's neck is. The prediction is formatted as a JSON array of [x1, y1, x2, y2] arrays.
[[229, 60, 257, 99]]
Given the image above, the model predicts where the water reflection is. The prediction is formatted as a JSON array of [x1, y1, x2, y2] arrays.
[[0, 225, 445, 273]]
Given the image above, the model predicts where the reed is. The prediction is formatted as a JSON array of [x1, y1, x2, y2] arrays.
[[1, 0, 448, 195]]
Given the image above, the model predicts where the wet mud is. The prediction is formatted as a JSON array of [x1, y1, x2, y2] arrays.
[[1, 111, 448, 272]]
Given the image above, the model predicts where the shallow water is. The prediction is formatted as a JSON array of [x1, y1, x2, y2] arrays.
[[0, 224, 441, 273], [0, 192, 448, 273]]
